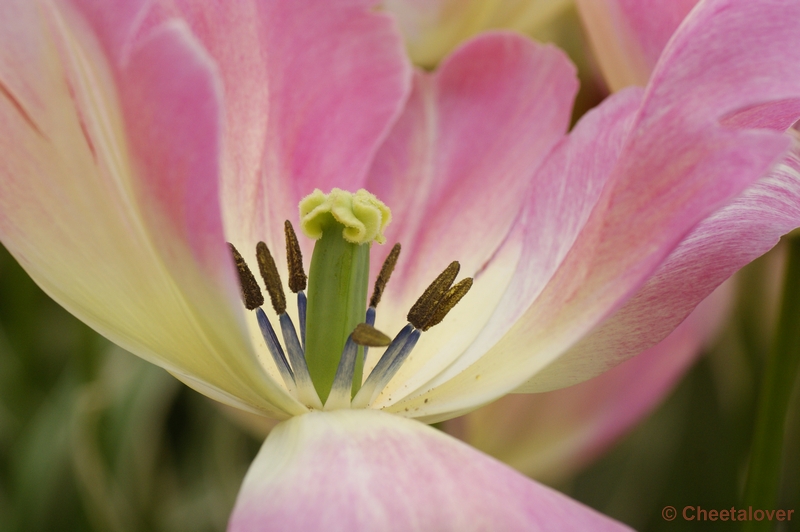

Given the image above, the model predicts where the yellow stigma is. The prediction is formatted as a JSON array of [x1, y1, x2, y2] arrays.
[[299, 188, 391, 244]]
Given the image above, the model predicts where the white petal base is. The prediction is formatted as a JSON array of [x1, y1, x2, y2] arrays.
[[228, 409, 631, 531]]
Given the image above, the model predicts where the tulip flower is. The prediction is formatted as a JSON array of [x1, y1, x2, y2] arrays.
[[2, 0, 800, 530]]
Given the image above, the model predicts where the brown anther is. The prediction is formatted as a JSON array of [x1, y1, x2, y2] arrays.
[[407, 261, 460, 329], [351, 323, 392, 347], [228, 243, 264, 310], [421, 277, 473, 331], [370, 243, 401, 308], [256, 241, 287, 315], [284, 220, 307, 293]]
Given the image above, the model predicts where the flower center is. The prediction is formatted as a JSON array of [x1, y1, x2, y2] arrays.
[[229, 188, 472, 410]]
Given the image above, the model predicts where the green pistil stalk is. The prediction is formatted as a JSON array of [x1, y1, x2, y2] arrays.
[[741, 235, 800, 532], [299, 189, 391, 403], [305, 227, 369, 402]]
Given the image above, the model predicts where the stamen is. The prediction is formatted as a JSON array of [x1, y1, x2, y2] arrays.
[[256, 241, 287, 315], [324, 336, 359, 410], [407, 261, 460, 329], [362, 306, 377, 370], [285, 221, 309, 348], [421, 277, 473, 331], [370, 243, 401, 308], [279, 313, 322, 409], [351, 323, 392, 347], [351, 324, 415, 408], [325, 322, 391, 410], [352, 266, 472, 407], [284, 220, 307, 293], [370, 328, 420, 404], [297, 290, 308, 349], [255, 308, 296, 394], [228, 243, 264, 310]]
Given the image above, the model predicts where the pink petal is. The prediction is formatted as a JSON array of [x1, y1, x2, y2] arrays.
[[575, 0, 698, 90], [228, 410, 631, 532], [0, 0, 302, 416], [511, 0, 800, 392], [523, 0, 800, 386], [364, 31, 576, 322], [129, 0, 411, 259], [72, 0, 413, 393], [527, 135, 800, 388], [389, 0, 800, 417], [444, 282, 731, 483], [119, 22, 232, 302], [382, 86, 642, 417], [361, 32, 577, 401]]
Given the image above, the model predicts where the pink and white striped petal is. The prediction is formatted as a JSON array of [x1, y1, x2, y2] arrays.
[[575, 0, 699, 90], [0, 0, 302, 416], [228, 410, 632, 532], [524, 135, 800, 390]]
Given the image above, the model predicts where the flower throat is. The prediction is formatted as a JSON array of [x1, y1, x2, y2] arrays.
[[229, 189, 472, 409]]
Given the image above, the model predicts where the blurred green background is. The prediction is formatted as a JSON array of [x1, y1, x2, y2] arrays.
[[1, 240, 798, 531]]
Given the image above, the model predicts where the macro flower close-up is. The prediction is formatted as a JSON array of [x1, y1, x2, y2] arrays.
[[2, 0, 800, 530]]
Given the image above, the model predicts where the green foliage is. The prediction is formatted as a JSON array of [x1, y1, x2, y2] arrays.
[[0, 246, 260, 532]]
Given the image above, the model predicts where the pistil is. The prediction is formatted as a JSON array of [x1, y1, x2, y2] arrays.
[[228, 188, 473, 411], [299, 189, 391, 402]]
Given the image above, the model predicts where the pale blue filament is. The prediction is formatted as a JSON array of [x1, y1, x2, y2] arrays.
[[325, 335, 359, 409], [279, 313, 313, 389], [297, 291, 307, 350], [352, 324, 416, 407], [255, 308, 295, 389]]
